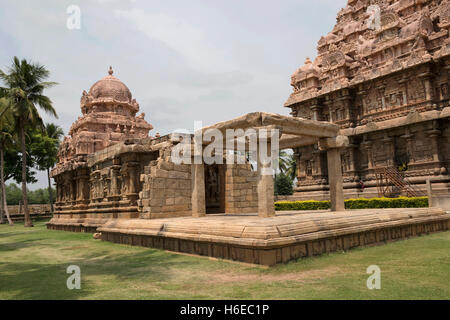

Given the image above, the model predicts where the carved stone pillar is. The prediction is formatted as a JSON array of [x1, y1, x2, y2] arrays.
[[361, 136, 374, 171], [55, 179, 62, 203], [402, 128, 415, 165], [324, 100, 333, 123], [346, 143, 359, 177], [76, 177, 83, 201], [378, 86, 386, 110], [191, 163, 206, 217], [327, 148, 345, 212], [398, 77, 408, 106], [257, 139, 275, 218], [110, 166, 121, 196], [312, 148, 327, 179], [90, 171, 101, 201], [69, 180, 74, 202], [382, 134, 395, 167], [310, 105, 321, 121], [294, 150, 302, 180], [339, 89, 352, 122], [357, 85, 367, 116], [121, 162, 140, 205], [128, 164, 138, 195], [74, 172, 89, 205], [427, 128, 442, 164], [419, 71, 434, 101]]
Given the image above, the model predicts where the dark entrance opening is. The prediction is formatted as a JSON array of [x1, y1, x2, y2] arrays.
[[205, 164, 225, 214]]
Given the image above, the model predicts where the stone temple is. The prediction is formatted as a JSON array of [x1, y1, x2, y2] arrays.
[[47, 1, 450, 266], [286, 0, 450, 200]]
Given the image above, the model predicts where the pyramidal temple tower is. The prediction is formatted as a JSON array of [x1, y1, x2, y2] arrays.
[[54, 67, 153, 174], [51, 67, 154, 216], [285, 0, 450, 200]]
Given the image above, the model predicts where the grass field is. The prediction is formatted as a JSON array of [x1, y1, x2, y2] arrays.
[[0, 220, 449, 300]]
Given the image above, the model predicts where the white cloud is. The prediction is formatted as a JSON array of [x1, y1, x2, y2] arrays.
[[114, 8, 233, 72]]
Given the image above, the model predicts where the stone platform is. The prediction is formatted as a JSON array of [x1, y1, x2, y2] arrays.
[[46, 209, 139, 233], [98, 208, 450, 266]]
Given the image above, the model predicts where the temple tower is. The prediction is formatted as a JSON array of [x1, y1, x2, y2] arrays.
[[55, 66, 153, 169]]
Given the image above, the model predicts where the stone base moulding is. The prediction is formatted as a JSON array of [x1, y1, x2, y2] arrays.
[[97, 208, 450, 266], [47, 224, 99, 233], [46, 209, 140, 233]]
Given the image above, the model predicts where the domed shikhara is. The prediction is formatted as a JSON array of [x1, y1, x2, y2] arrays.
[[88, 66, 132, 102], [80, 66, 140, 114], [53, 67, 154, 172]]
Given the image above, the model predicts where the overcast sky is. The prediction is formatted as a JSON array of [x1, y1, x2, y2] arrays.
[[0, 0, 346, 189]]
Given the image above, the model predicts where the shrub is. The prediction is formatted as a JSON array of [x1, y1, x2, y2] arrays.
[[274, 174, 294, 196], [275, 200, 330, 211], [275, 197, 429, 211], [5, 183, 56, 205]]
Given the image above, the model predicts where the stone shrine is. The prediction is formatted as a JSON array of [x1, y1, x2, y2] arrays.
[[50, 67, 154, 229], [285, 0, 450, 200]]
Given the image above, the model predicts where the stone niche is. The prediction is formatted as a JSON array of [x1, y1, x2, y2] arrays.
[[50, 139, 158, 231]]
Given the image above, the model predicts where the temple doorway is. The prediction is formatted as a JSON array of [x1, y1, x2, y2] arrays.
[[204, 164, 225, 214]]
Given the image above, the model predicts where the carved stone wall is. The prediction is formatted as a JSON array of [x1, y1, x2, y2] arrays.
[[49, 134, 260, 231], [286, 0, 450, 200]]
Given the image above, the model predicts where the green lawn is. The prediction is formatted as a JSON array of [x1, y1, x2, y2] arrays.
[[0, 220, 449, 300]]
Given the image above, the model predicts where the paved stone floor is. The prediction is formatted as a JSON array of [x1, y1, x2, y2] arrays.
[[98, 208, 450, 265], [99, 208, 448, 244]]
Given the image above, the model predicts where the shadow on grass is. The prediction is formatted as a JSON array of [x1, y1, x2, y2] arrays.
[[0, 231, 34, 239], [0, 246, 203, 299], [0, 238, 48, 252]]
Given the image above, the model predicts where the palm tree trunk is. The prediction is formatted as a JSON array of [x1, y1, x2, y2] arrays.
[[47, 168, 54, 213], [0, 179, 4, 224], [19, 119, 32, 227], [1, 147, 13, 225]]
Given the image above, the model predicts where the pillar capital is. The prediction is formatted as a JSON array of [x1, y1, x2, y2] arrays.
[[427, 129, 441, 138], [318, 135, 349, 151]]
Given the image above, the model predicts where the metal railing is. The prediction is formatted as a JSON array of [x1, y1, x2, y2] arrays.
[[374, 166, 426, 198]]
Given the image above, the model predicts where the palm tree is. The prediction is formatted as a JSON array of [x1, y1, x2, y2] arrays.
[[0, 57, 58, 227], [43, 123, 63, 213], [0, 98, 14, 225], [279, 150, 297, 181]]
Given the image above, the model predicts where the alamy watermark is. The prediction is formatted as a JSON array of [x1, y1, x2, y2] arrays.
[[66, 265, 81, 290], [367, 5, 381, 31], [366, 265, 381, 290], [170, 122, 280, 176], [66, 5, 81, 30]]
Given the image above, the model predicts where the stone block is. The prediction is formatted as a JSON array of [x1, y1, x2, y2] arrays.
[[174, 196, 190, 205], [158, 160, 174, 171], [150, 198, 165, 206]]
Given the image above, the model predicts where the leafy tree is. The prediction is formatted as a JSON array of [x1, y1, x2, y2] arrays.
[[279, 150, 297, 181], [31, 123, 63, 212], [0, 57, 58, 227], [5, 184, 22, 205], [5, 183, 55, 205], [274, 173, 294, 196], [3, 125, 38, 184]]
